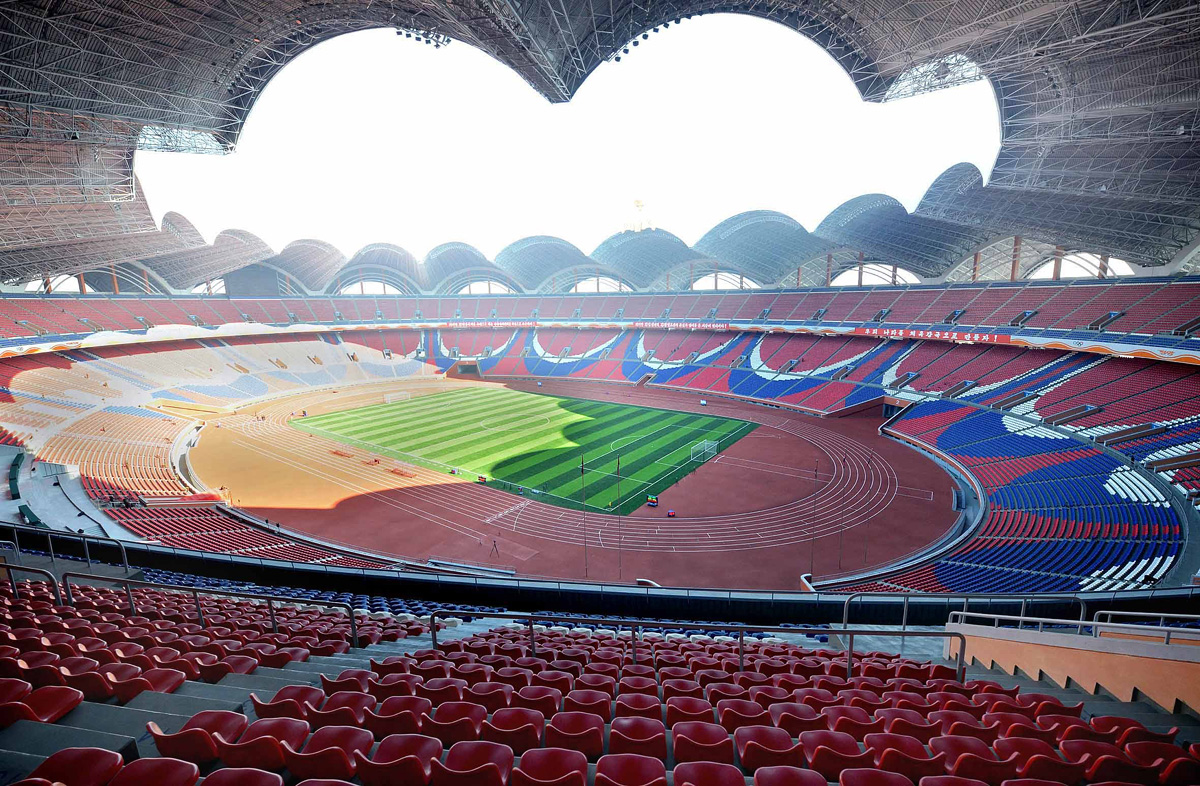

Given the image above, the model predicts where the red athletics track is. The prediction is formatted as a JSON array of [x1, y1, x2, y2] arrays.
[[188, 378, 959, 590]]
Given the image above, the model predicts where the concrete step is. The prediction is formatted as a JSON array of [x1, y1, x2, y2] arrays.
[[0, 719, 137, 762], [216, 672, 311, 694], [126, 689, 243, 718], [175, 681, 255, 706], [0, 750, 46, 785], [55, 701, 191, 758]]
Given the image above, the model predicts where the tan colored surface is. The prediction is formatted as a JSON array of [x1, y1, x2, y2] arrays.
[[960, 631, 1200, 712]]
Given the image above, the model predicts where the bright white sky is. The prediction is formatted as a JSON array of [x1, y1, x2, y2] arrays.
[[135, 15, 1001, 261]]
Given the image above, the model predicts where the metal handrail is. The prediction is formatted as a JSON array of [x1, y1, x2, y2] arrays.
[[0, 540, 18, 563], [841, 591, 1087, 629], [1, 565, 62, 604], [60, 572, 359, 648], [948, 610, 1200, 645], [0, 521, 129, 570], [1094, 609, 1200, 628], [429, 609, 969, 682]]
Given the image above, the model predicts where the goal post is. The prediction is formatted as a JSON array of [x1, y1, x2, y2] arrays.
[[383, 391, 412, 404], [690, 439, 719, 463]]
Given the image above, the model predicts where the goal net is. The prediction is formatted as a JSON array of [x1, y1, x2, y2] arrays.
[[384, 391, 412, 404], [690, 439, 719, 462]]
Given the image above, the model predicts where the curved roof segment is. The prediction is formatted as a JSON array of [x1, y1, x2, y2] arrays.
[[139, 229, 274, 290], [695, 211, 836, 284], [591, 229, 707, 289], [425, 242, 521, 293], [268, 239, 347, 292], [816, 194, 995, 278], [495, 236, 626, 291], [334, 244, 424, 292]]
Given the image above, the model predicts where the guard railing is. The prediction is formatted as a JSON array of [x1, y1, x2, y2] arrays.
[[0, 522, 129, 571], [430, 609, 968, 681], [841, 591, 1087, 629], [60, 572, 360, 647], [948, 610, 1200, 646], [1, 564, 62, 604]]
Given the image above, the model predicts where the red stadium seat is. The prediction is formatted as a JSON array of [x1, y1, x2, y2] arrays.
[[468, 681, 513, 712], [0, 685, 83, 728], [417, 677, 468, 705], [752, 766, 827, 786], [482, 706, 544, 754], [0, 678, 31, 704], [545, 711, 605, 760], [800, 729, 874, 780], [199, 769, 285, 786], [431, 740, 515, 786], [1092, 715, 1178, 745], [534, 670, 575, 694], [735, 724, 805, 771], [768, 702, 826, 735], [511, 747, 588, 786], [564, 689, 611, 721], [672, 720, 735, 764], [662, 679, 702, 702], [838, 769, 915, 786], [930, 735, 1020, 786], [875, 708, 940, 743], [147, 710, 248, 764], [614, 693, 661, 720], [369, 673, 423, 701], [673, 761, 746, 786], [577, 673, 618, 698], [667, 696, 715, 726], [992, 737, 1086, 783], [749, 686, 792, 707], [13, 747, 124, 786], [250, 685, 325, 721], [823, 706, 886, 741], [618, 676, 658, 697], [108, 757, 200, 786], [308, 691, 376, 728], [864, 732, 948, 780], [594, 753, 667, 786], [1125, 741, 1200, 786], [214, 717, 310, 770], [353, 732, 443, 786], [717, 698, 770, 732], [363, 694, 430, 738], [1059, 738, 1159, 785], [514, 685, 562, 717], [281, 724, 374, 781], [609, 716, 667, 759], [421, 701, 487, 746]]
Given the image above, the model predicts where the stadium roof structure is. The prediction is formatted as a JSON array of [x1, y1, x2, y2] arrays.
[[495, 236, 628, 292], [0, 0, 1196, 285]]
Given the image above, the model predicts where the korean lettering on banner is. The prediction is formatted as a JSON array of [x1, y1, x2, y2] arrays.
[[856, 326, 1006, 344]]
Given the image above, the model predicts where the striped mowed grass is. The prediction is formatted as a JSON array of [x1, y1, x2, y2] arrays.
[[291, 386, 755, 514]]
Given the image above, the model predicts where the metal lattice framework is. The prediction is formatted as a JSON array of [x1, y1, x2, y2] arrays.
[[591, 228, 708, 289], [0, 0, 1194, 280], [693, 211, 837, 285], [138, 229, 274, 291], [495, 235, 630, 292]]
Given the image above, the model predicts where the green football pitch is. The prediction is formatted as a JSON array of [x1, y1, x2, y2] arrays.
[[291, 387, 756, 514]]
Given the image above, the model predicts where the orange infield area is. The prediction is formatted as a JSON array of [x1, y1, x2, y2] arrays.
[[187, 377, 961, 590]]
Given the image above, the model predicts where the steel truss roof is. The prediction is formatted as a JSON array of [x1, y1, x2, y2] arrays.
[[0, 0, 1194, 274]]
